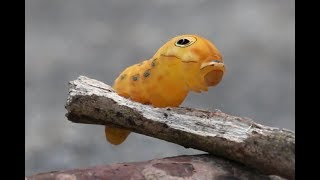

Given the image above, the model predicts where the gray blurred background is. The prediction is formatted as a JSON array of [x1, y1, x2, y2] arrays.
[[25, 0, 295, 176]]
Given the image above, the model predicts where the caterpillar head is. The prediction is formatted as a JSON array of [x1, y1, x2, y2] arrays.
[[153, 34, 225, 87]]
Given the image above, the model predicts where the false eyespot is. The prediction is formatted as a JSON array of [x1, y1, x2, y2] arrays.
[[174, 36, 197, 47]]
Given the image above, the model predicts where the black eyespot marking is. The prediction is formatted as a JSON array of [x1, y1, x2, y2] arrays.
[[144, 69, 151, 77], [174, 36, 197, 47], [120, 74, 127, 80], [177, 39, 190, 45], [132, 74, 139, 81]]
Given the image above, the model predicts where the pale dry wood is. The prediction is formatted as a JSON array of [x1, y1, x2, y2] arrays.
[[65, 76, 295, 180]]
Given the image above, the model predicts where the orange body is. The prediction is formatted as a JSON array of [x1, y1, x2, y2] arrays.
[[105, 34, 225, 145]]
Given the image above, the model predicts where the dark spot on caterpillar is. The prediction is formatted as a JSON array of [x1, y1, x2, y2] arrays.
[[144, 69, 151, 77], [120, 74, 127, 80], [163, 113, 168, 118], [132, 74, 139, 81], [177, 38, 190, 45], [151, 58, 158, 67]]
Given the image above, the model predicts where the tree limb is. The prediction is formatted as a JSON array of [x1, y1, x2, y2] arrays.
[[65, 76, 295, 180]]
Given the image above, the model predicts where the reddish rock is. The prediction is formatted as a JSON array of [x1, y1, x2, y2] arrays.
[[26, 154, 286, 180]]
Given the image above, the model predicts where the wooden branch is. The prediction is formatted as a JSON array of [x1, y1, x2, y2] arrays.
[[26, 154, 286, 180], [65, 76, 295, 180]]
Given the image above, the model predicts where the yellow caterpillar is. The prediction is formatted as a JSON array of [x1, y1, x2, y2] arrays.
[[105, 34, 225, 145]]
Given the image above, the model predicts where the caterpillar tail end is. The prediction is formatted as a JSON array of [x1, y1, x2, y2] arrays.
[[105, 126, 131, 145]]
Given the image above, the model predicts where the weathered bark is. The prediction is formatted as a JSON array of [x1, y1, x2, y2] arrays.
[[65, 76, 295, 179], [26, 154, 286, 180]]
